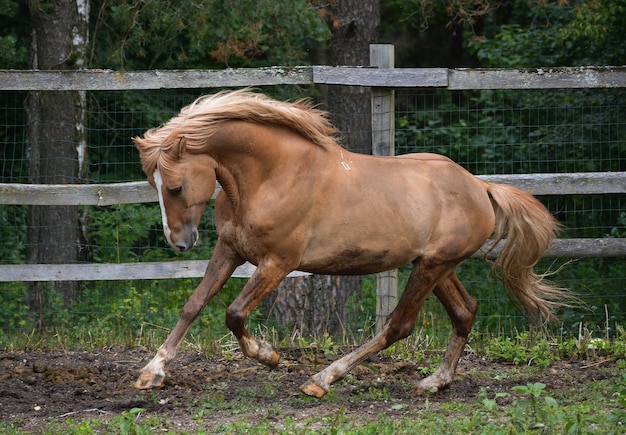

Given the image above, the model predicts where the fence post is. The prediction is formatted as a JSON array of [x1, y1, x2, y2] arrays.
[[370, 44, 399, 333]]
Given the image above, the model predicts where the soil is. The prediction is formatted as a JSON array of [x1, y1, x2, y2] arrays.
[[0, 346, 617, 433]]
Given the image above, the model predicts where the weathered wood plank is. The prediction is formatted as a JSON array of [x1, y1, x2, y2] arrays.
[[3, 66, 626, 91], [0, 67, 312, 91], [312, 66, 448, 87], [0, 67, 448, 90], [0, 238, 622, 282], [477, 172, 626, 195], [0, 182, 223, 205], [474, 238, 626, 258], [1, 172, 623, 205], [0, 181, 157, 205], [0, 261, 310, 282], [448, 67, 626, 90]]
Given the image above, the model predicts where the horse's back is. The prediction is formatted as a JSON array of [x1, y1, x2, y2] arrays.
[[295, 151, 495, 273], [396, 152, 454, 163]]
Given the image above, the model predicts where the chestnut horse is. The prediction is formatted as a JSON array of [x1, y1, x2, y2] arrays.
[[133, 89, 568, 397]]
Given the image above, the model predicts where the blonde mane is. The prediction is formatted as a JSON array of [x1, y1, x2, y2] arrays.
[[133, 89, 340, 176]]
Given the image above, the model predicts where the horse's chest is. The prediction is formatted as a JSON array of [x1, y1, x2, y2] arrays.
[[217, 219, 274, 263]]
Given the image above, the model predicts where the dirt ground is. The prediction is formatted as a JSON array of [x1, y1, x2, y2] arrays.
[[0, 346, 617, 433]]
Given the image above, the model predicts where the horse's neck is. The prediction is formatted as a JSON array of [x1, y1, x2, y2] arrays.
[[209, 123, 283, 199], [210, 122, 331, 201]]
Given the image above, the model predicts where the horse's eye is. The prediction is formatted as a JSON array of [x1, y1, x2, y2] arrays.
[[167, 186, 183, 196]]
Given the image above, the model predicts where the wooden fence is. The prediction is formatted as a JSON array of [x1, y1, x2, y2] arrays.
[[1, 45, 625, 327]]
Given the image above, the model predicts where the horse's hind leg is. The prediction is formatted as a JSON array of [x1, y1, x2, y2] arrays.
[[301, 261, 450, 398], [415, 272, 477, 393]]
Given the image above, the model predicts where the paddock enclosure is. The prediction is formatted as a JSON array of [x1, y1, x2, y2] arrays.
[[1, 45, 625, 344]]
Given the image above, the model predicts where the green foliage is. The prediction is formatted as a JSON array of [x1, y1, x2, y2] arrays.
[[479, 387, 509, 412], [477, 378, 620, 434], [110, 408, 150, 435], [608, 372, 626, 427], [0, 0, 29, 68], [87, 204, 174, 263], [0, 205, 26, 264], [483, 328, 626, 372], [556, 257, 626, 330], [397, 88, 626, 174], [57, 417, 101, 434], [485, 332, 557, 368], [609, 212, 626, 238], [380, 0, 500, 67], [510, 382, 559, 430], [0, 421, 22, 435], [44, 407, 169, 435], [89, 205, 151, 263], [90, 0, 329, 69], [469, 0, 626, 67]]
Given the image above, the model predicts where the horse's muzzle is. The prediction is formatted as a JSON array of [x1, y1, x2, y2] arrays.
[[171, 228, 198, 252]]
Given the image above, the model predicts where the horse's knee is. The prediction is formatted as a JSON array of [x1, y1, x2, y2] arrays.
[[180, 297, 204, 323], [384, 318, 415, 344]]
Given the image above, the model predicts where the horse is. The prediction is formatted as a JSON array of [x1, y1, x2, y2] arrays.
[[132, 89, 570, 398]]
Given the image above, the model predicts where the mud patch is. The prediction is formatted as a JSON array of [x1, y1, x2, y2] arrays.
[[0, 347, 616, 432]]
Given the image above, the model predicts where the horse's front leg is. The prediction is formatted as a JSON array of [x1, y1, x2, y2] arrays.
[[135, 240, 242, 389], [225, 259, 290, 368]]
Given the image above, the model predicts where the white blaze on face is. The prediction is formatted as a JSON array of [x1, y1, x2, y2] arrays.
[[153, 169, 173, 246]]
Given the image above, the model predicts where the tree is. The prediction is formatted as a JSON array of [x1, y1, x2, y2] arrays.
[[26, 0, 89, 324], [88, 0, 328, 69]]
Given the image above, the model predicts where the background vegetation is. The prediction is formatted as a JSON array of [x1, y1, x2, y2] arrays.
[[0, 0, 624, 349]]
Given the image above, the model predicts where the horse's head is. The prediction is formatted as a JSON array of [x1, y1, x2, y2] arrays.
[[145, 137, 217, 252]]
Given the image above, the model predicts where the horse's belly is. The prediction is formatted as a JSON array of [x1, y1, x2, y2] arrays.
[[298, 242, 421, 275]]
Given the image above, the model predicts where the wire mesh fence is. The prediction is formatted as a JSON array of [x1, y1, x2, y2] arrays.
[[0, 84, 624, 343]]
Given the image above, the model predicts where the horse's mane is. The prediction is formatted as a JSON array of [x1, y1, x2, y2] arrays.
[[133, 89, 340, 176]]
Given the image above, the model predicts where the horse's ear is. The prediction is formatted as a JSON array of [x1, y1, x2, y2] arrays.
[[176, 136, 187, 158]]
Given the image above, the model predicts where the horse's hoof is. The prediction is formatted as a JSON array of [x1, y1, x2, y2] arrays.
[[258, 342, 280, 368], [415, 379, 447, 395], [267, 351, 280, 368], [414, 384, 438, 395], [134, 372, 165, 390], [300, 379, 328, 398]]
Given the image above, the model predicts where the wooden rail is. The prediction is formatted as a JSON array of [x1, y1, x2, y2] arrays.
[[0, 262, 309, 282], [0, 237, 623, 283], [2, 172, 624, 206], [2, 66, 625, 90]]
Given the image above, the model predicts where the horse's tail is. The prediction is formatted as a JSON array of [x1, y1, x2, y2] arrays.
[[485, 183, 573, 324]]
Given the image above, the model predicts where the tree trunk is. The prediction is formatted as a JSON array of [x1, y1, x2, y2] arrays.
[[26, 0, 89, 326], [265, 274, 362, 338], [264, 0, 379, 339]]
